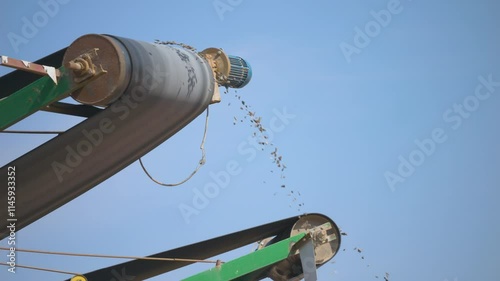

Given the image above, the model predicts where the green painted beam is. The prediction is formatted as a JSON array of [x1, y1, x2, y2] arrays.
[[0, 66, 105, 131], [0, 67, 74, 130], [182, 233, 307, 281]]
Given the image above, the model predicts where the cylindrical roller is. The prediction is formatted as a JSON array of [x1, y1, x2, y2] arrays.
[[290, 214, 341, 265], [63, 34, 132, 106], [0, 34, 216, 238], [258, 213, 341, 265], [256, 214, 341, 281]]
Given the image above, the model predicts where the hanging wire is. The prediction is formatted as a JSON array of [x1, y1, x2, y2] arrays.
[[0, 261, 81, 276], [0, 247, 220, 264], [0, 130, 64, 134], [139, 106, 210, 187]]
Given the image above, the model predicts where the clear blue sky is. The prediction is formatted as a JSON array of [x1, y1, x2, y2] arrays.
[[1, 0, 499, 280]]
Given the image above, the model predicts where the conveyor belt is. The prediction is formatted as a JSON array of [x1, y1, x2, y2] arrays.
[[0, 35, 215, 239], [67, 214, 336, 281]]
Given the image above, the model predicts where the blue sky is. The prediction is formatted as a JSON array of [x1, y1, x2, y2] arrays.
[[1, 0, 499, 280]]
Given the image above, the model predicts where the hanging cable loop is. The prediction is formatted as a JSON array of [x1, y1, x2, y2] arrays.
[[139, 106, 210, 186]]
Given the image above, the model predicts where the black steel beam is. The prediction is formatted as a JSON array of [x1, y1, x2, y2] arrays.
[[42, 102, 103, 118]]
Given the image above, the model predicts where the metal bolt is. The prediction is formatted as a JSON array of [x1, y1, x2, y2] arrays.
[[68, 61, 84, 71]]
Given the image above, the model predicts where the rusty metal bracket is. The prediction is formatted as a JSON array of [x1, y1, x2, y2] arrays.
[[0, 64, 107, 130], [199, 48, 231, 104], [0, 55, 60, 84], [67, 48, 106, 83]]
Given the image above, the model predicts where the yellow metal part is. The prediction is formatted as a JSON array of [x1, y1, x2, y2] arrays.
[[70, 275, 87, 281], [199, 48, 232, 104]]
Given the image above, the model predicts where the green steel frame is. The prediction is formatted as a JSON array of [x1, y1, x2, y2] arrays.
[[182, 233, 309, 281], [0, 66, 105, 131]]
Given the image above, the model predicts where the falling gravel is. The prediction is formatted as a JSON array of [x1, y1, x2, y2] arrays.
[[228, 90, 305, 212]]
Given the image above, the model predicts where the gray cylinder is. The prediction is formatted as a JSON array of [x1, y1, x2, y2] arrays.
[[0, 34, 215, 238]]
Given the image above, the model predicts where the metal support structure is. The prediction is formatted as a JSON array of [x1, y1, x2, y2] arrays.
[[181, 233, 310, 281], [297, 238, 318, 281], [41, 102, 103, 118], [0, 50, 107, 131], [0, 55, 59, 83], [64, 214, 340, 281], [0, 48, 66, 100], [0, 67, 71, 131]]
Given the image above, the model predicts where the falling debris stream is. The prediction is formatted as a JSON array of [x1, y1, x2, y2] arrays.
[[227, 89, 305, 212], [224, 88, 390, 279], [151, 40, 389, 279]]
